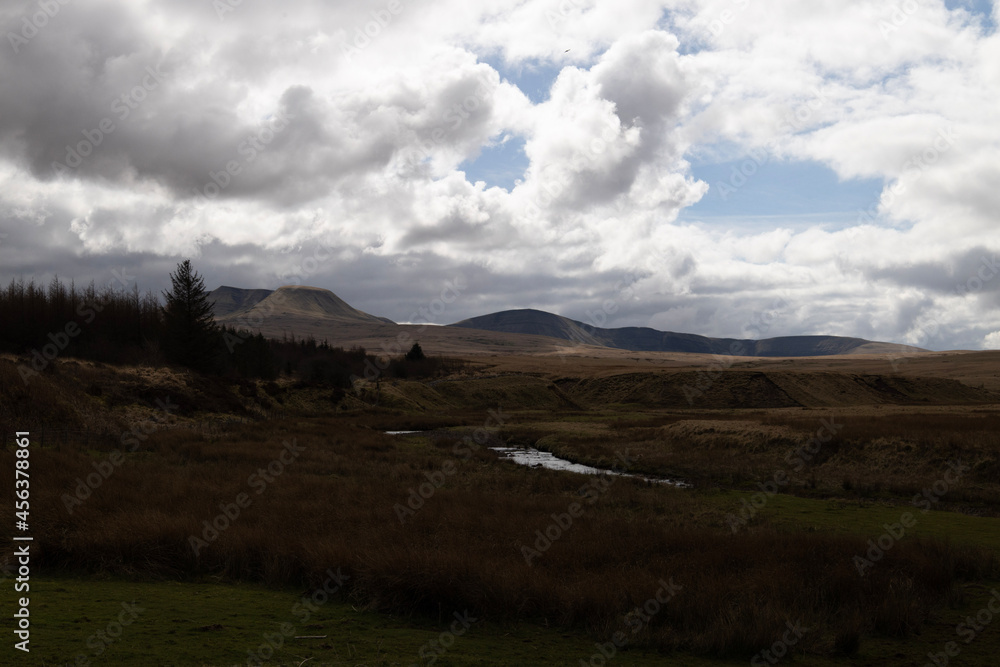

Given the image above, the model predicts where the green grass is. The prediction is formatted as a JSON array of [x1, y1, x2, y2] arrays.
[[7, 358, 1000, 666], [714, 490, 1000, 552], [22, 575, 738, 666], [17, 572, 1000, 666], [700, 492, 1000, 665]]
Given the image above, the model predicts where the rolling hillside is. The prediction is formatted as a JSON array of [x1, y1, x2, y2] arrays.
[[451, 309, 925, 357], [207, 287, 927, 359]]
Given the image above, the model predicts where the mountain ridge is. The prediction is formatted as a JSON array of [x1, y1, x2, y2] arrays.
[[450, 308, 925, 357], [207, 286, 926, 357]]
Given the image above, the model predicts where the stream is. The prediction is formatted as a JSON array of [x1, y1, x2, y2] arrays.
[[489, 446, 688, 487], [383, 431, 691, 488], [384, 431, 687, 487]]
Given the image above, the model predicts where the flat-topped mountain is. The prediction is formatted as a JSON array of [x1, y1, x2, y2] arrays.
[[208, 285, 393, 327], [450, 309, 925, 357], [207, 286, 273, 318]]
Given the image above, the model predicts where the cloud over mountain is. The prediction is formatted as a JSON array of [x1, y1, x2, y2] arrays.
[[0, 0, 997, 350]]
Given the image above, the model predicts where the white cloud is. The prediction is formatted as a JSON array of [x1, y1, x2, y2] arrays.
[[0, 0, 998, 348]]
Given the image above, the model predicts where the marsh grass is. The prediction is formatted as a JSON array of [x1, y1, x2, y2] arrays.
[[2, 416, 996, 658], [522, 410, 1000, 511]]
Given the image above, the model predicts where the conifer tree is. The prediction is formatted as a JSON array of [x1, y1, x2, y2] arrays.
[[162, 260, 219, 372], [405, 341, 425, 361]]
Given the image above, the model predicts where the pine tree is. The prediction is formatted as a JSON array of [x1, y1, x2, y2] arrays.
[[405, 342, 425, 361], [162, 260, 219, 372]]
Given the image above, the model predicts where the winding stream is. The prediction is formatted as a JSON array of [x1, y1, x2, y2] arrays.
[[489, 446, 689, 487], [384, 431, 688, 487]]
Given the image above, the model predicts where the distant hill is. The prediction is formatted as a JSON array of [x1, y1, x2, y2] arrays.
[[209, 285, 394, 328], [450, 309, 924, 357], [206, 287, 924, 358]]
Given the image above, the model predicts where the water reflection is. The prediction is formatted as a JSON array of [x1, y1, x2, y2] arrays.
[[490, 447, 688, 487]]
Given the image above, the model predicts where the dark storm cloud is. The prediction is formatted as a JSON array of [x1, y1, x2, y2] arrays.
[[862, 246, 1000, 296], [401, 213, 491, 245], [1, 0, 998, 351], [0, 1, 440, 209]]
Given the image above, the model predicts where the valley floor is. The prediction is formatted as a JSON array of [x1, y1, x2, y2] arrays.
[[3, 351, 1000, 665]]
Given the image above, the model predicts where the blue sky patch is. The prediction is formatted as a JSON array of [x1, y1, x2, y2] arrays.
[[460, 135, 529, 191], [678, 158, 886, 229], [945, 0, 996, 31], [481, 55, 564, 105]]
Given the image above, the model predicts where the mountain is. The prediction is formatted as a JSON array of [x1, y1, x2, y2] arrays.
[[207, 286, 273, 318], [450, 309, 924, 357], [205, 286, 570, 356], [209, 285, 394, 327], [206, 287, 924, 358], [453, 309, 607, 346]]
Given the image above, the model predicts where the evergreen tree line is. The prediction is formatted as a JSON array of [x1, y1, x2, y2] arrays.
[[0, 276, 164, 368], [0, 261, 453, 386]]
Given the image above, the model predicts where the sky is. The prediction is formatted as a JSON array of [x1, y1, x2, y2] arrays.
[[1, 0, 998, 351]]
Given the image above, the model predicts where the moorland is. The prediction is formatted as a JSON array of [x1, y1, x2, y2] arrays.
[[3, 338, 1000, 665]]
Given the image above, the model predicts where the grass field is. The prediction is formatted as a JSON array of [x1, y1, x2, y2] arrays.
[[3, 353, 1000, 665], [16, 572, 1000, 666]]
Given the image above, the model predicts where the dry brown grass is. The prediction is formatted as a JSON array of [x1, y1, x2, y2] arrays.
[[0, 355, 285, 439], [2, 417, 996, 658], [4, 353, 1000, 658], [521, 408, 1000, 512]]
